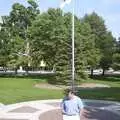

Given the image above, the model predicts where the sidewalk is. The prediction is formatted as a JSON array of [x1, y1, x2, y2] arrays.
[[0, 99, 120, 120]]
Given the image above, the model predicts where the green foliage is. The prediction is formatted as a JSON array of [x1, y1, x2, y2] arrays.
[[83, 12, 115, 75], [100, 32, 115, 72], [0, 1, 117, 84], [29, 9, 71, 84], [112, 38, 120, 70], [29, 9, 101, 84], [112, 53, 120, 70], [0, 16, 11, 67], [0, 0, 40, 70]]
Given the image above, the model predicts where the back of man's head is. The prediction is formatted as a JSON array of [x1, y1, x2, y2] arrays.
[[64, 89, 75, 96]]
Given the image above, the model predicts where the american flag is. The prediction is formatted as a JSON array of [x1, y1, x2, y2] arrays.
[[60, 0, 72, 9]]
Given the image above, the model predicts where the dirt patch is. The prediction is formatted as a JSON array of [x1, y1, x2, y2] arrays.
[[34, 83, 110, 90], [79, 83, 110, 88], [34, 83, 67, 89]]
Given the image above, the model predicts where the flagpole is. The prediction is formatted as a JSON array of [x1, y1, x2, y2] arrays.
[[72, 0, 75, 91], [60, 0, 75, 91]]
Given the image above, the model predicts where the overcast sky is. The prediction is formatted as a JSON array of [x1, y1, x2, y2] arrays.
[[0, 0, 120, 39]]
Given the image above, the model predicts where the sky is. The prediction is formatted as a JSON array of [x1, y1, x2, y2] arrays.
[[0, 0, 120, 39]]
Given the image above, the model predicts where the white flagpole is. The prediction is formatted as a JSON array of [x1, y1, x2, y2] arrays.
[[72, 0, 75, 91], [60, 0, 75, 91]]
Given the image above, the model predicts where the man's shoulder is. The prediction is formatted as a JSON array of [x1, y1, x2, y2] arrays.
[[74, 95, 81, 99], [74, 96, 84, 107], [62, 96, 69, 101], [74, 96, 82, 101]]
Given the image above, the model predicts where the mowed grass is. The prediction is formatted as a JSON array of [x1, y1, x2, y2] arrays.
[[78, 75, 120, 102], [0, 75, 120, 104], [78, 87, 120, 102], [0, 77, 63, 104]]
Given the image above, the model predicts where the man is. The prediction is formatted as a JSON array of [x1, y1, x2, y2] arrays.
[[61, 89, 84, 120]]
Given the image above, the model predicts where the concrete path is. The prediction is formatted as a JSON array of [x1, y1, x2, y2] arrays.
[[0, 99, 120, 120]]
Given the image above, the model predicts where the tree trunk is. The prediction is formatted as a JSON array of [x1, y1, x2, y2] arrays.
[[3, 66, 7, 72], [102, 69, 105, 76], [15, 68, 17, 74], [91, 68, 94, 77], [25, 66, 29, 75]]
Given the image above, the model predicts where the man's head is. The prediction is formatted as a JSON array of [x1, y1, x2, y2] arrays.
[[64, 89, 75, 99]]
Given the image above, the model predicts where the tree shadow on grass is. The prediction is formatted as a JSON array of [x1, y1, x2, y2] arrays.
[[92, 75, 120, 82], [77, 87, 120, 102], [0, 73, 54, 79], [0, 74, 67, 85]]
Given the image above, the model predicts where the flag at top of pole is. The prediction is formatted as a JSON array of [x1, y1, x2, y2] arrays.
[[60, 0, 72, 9]]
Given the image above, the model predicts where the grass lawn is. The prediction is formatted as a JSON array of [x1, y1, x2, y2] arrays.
[[0, 77, 63, 104], [0, 75, 120, 104], [78, 87, 120, 102], [78, 75, 120, 102]]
